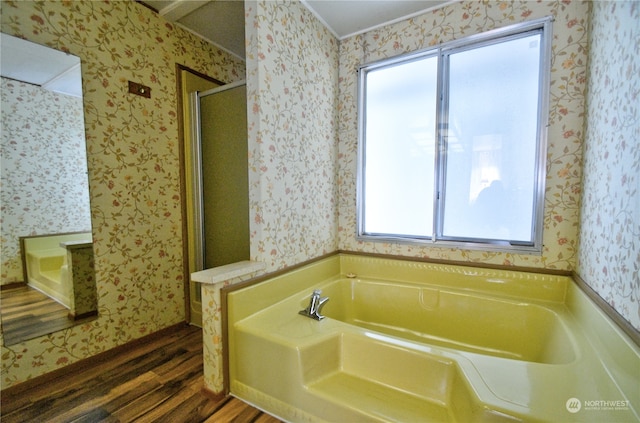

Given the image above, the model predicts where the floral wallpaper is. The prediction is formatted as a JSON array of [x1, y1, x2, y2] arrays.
[[245, 0, 340, 269], [1, 0, 245, 388], [1, 78, 91, 284], [2, 0, 637, 391], [578, 1, 639, 331], [338, 1, 589, 271], [67, 244, 98, 318]]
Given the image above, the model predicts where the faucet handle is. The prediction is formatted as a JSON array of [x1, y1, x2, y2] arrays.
[[299, 289, 329, 321]]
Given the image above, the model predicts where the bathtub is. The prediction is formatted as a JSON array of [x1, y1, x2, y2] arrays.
[[22, 232, 93, 308], [224, 254, 640, 422], [319, 278, 574, 365]]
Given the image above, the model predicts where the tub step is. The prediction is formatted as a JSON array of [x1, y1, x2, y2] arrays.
[[308, 371, 451, 422], [299, 333, 477, 422], [27, 249, 65, 272]]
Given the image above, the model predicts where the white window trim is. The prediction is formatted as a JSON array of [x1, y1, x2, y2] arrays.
[[356, 17, 554, 254]]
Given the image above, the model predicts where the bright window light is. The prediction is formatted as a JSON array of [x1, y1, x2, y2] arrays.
[[357, 18, 552, 252]]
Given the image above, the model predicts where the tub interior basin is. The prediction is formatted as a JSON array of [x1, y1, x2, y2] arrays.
[[320, 279, 576, 364]]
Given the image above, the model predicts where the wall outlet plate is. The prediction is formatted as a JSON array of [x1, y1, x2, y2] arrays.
[[128, 81, 151, 98]]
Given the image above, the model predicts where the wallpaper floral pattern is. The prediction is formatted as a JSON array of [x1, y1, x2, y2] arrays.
[[1, 0, 245, 388], [67, 244, 98, 318], [1, 79, 91, 284], [245, 0, 340, 269], [2, 0, 637, 390], [338, 0, 589, 271], [578, 1, 639, 331]]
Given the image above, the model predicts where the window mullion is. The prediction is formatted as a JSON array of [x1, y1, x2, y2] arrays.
[[433, 49, 449, 242]]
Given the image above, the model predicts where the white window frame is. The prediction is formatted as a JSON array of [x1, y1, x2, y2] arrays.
[[356, 17, 553, 253]]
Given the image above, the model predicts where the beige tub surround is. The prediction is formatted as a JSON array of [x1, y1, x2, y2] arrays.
[[191, 260, 266, 395], [224, 254, 640, 422]]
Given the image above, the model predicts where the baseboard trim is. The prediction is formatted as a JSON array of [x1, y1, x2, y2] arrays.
[[201, 386, 227, 402], [1, 282, 27, 291], [68, 310, 99, 321]]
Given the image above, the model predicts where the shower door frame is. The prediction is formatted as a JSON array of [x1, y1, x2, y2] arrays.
[[189, 79, 248, 273]]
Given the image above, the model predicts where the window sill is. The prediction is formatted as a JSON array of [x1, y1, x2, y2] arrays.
[[356, 234, 542, 255]]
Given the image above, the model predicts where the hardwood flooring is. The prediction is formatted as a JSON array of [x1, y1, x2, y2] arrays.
[[1, 324, 282, 423], [1, 284, 95, 345]]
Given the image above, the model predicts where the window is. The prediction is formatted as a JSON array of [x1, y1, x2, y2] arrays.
[[357, 17, 552, 252]]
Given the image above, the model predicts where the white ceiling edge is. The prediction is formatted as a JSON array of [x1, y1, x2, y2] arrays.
[[147, 0, 245, 61], [141, 0, 463, 60], [172, 20, 246, 62], [299, 0, 340, 38], [156, 0, 209, 21], [1, 32, 82, 97], [301, 0, 461, 40], [42, 63, 83, 98]]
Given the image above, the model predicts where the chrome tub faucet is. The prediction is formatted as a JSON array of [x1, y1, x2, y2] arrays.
[[299, 289, 329, 321]]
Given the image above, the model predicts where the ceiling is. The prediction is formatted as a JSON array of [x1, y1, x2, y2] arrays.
[[139, 0, 454, 58], [0, 33, 82, 97]]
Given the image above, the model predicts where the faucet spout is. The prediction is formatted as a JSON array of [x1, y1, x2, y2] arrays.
[[299, 289, 329, 321]]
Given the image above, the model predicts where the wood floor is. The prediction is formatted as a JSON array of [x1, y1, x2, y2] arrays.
[[1, 324, 282, 423], [1, 284, 95, 345]]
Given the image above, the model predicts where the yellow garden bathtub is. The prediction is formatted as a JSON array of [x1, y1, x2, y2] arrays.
[[224, 254, 639, 422]]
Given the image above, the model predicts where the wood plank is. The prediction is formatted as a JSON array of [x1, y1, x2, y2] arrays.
[[124, 377, 206, 423], [2, 325, 199, 407], [4, 330, 184, 406], [3, 346, 193, 421], [36, 372, 161, 423], [109, 382, 183, 422], [254, 412, 285, 423], [136, 386, 223, 422], [1, 285, 76, 345], [153, 351, 203, 382], [203, 397, 262, 422], [0, 324, 281, 422]]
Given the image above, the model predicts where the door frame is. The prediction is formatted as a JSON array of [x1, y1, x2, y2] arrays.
[[175, 64, 224, 325], [190, 79, 248, 273]]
